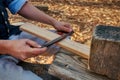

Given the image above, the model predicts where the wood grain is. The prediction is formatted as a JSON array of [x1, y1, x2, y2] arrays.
[[89, 25, 120, 80], [48, 49, 110, 80]]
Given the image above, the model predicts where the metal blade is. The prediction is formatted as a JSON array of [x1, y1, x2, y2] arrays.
[[41, 31, 74, 47]]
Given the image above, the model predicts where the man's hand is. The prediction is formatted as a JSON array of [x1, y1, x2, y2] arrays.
[[53, 21, 73, 33], [1, 39, 47, 60], [18, 2, 73, 33]]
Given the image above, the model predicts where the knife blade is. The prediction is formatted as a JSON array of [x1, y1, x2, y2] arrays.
[[41, 31, 74, 48]]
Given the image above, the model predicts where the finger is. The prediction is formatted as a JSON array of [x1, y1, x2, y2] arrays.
[[64, 24, 73, 32], [31, 47, 47, 55], [62, 26, 72, 32], [60, 22, 72, 32], [64, 23, 71, 28], [26, 39, 41, 48]]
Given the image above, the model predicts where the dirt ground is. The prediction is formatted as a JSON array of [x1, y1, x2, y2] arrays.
[[9, 0, 120, 64]]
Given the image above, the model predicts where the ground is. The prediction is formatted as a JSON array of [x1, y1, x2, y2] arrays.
[[9, 0, 120, 64]]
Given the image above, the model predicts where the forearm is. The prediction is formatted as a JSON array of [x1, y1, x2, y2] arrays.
[[18, 2, 57, 26]]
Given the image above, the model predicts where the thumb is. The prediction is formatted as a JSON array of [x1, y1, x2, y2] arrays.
[[32, 47, 47, 55], [62, 26, 72, 32], [26, 39, 41, 48]]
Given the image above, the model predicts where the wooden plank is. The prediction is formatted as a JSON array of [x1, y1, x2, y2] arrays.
[[48, 49, 110, 80], [11, 22, 25, 26], [20, 23, 90, 59]]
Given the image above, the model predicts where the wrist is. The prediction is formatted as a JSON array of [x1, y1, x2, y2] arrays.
[[0, 40, 11, 54], [50, 18, 58, 27]]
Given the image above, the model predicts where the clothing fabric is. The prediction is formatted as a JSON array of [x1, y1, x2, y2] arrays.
[[0, 0, 27, 39], [0, 32, 60, 80], [0, 56, 43, 80], [6, 0, 27, 14]]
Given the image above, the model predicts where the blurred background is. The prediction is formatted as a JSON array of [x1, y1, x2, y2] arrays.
[[8, 0, 120, 64]]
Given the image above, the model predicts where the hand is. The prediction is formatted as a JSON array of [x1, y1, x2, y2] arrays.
[[53, 21, 73, 33], [5, 39, 47, 60]]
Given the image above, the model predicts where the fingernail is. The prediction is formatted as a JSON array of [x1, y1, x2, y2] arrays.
[[69, 29, 72, 32], [37, 45, 41, 48]]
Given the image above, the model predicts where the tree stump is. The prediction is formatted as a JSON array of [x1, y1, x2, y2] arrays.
[[89, 25, 120, 80]]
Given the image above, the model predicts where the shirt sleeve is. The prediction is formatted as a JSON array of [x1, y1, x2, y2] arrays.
[[8, 0, 27, 14]]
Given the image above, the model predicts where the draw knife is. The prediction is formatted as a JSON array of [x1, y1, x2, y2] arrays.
[[41, 31, 74, 48]]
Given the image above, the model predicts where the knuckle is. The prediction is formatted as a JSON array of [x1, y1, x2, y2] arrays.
[[40, 48, 47, 53], [24, 39, 29, 42], [21, 55, 27, 60], [17, 50, 22, 53], [33, 42, 37, 46]]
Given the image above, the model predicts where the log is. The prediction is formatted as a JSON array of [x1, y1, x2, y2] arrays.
[[89, 25, 120, 80], [18, 61, 60, 80], [48, 49, 110, 80], [20, 23, 90, 59]]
